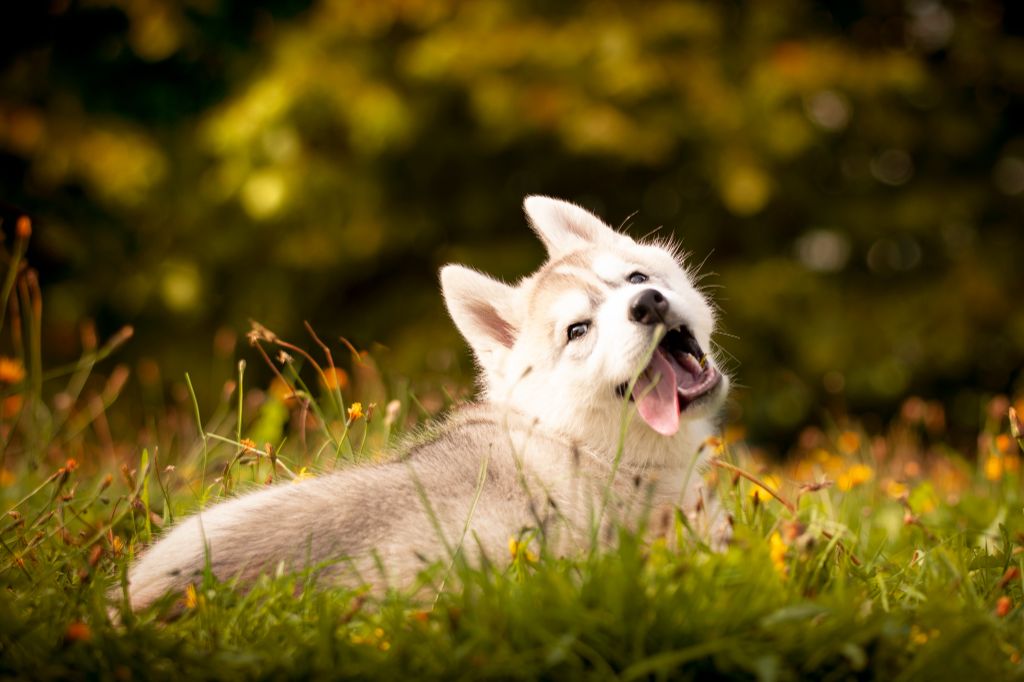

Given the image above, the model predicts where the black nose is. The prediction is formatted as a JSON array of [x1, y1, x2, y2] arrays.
[[629, 289, 669, 325]]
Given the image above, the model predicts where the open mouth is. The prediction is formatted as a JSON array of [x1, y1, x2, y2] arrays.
[[616, 326, 722, 436]]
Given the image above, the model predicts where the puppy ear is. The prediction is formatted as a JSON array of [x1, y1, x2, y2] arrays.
[[440, 265, 519, 371], [523, 195, 620, 256]]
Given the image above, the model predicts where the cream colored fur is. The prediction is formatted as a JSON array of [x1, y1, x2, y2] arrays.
[[121, 196, 731, 611]]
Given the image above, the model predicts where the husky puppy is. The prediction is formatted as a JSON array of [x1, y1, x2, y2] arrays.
[[122, 197, 730, 611]]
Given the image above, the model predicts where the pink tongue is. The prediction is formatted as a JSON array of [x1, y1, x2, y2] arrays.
[[632, 349, 680, 436]]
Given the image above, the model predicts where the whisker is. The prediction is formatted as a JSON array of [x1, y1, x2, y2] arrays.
[[617, 210, 640, 234]]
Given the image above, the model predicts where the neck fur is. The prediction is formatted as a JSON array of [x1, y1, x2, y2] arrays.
[[489, 393, 716, 474]]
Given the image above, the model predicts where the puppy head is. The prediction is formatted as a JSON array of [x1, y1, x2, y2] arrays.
[[441, 196, 728, 443]]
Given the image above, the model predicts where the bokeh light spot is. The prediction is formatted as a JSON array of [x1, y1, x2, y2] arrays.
[[160, 261, 202, 313], [871, 149, 914, 186], [993, 156, 1024, 196], [795, 229, 851, 272], [241, 170, 288, 219], [805, 90, 850, 131], [720, 163, 771, 216]]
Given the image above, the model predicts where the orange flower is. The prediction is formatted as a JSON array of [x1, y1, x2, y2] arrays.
[[837, 464, 873, 491], [996, 434, 1014, 454], [997, 595, 1013, 618], [2, 395, 22, 418], [347, 402, 364, 422], [64, 621, 91, 643], [15, 215, 31, 239], [269, 377, 299, 408], [837, 430, 861, 455], [0, 357, 25, 385], [320, 367, 349, 392], [1005, 455, 1021, 474], [985, 456, 1004, 481]]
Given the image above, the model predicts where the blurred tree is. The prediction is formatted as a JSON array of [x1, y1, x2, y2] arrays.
[[0, 0, 1021, 447]]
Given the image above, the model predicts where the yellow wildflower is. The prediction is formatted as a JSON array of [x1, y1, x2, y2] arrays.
[[724, 425, 746, 444], [704, 436, 724, 454], [347, 402, 364, 422], [884, 479, 909, 499], [769, 532, 788, 577], [508, 536, 538, 563], [293, 467, 314, 483], [0, 357, 25, 385], [748, 474, 782, 502], [837, 464, 873, 491], [985, 456, 1003, 481], [184, 584, 198, 609], [812, 448, 845, 475]]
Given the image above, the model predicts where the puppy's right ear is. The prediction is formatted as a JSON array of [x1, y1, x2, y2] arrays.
[[440, 265, 519, 373]]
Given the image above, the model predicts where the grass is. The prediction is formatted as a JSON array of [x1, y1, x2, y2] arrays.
[[1, 225, 1024, 680]]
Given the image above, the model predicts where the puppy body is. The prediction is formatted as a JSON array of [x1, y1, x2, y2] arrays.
[[124, 197, 731, 610]]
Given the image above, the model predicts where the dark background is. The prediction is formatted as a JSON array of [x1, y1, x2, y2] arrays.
[[1, 0, 1021, 451]]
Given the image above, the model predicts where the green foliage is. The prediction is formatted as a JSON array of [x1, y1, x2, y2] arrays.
[[1, 7, 1022, 676], [0, 1, 1021, 441], [1, 334, 1024, 679]]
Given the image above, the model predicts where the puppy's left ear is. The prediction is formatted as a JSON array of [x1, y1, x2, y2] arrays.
[[440, 265, 520, 374], [524, 195, 624, 257]]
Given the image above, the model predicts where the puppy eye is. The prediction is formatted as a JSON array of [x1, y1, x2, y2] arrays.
[[567, 321, 590, 342], [628, 272, 648, 284]]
